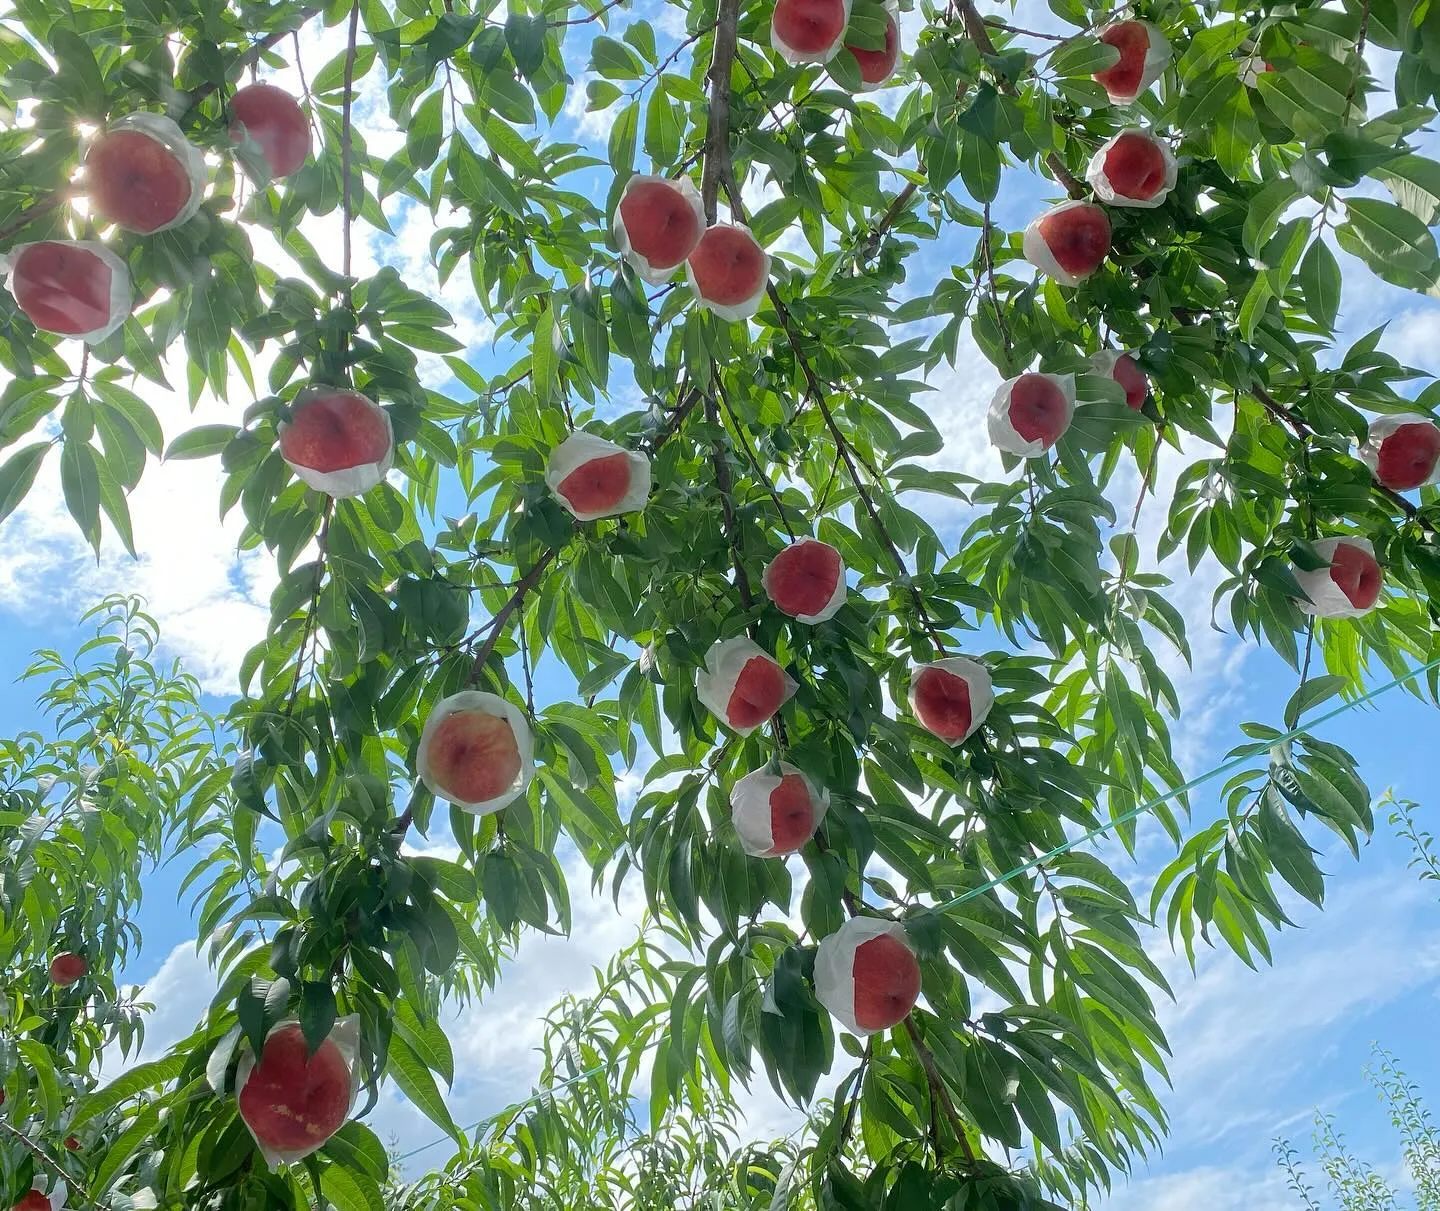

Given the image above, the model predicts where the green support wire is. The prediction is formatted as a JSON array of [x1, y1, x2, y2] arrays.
[[393, 653, 1440, 1166]]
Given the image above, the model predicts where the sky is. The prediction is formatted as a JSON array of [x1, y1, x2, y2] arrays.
[[2, 3, 1440, 1208]]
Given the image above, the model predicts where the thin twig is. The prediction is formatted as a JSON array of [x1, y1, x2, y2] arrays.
[[340, 1, 361, 286], [551, 0, 629, 26], [700, 0, 742, 222], [283, 500, 333, 718], [979, 201, 1012, 355], [1344, 0, 1372, 118], [706, 393, 755, 608], [0, 1122, 102, 1209], [467, 550, 558, 687], [715, 377, 795, 539], [902, 1019, 977, 1163]]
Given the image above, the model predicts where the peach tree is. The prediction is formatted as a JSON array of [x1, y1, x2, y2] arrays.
[[1, 0, 1439, 1207]]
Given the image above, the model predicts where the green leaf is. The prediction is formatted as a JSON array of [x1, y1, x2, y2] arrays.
[[386, 1035, 463, 1143], [321, 1166, 386, 1211], [1283, 675, 1347, 728], [1337, 197, 1440, 287], [0, 441, 48, 525], [1299, 239, 1342, 330], [1256, 790, 1325, 907], [166, 424, 242, 461], [60, 439, 102, 549], [1376, 153, 1440, 225], [71, 1056, 184, 1130], [1242, 180, 1299, 257]]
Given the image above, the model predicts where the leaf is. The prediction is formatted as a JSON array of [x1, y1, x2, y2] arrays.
[[1377, 153, 1440, 224], [1242, 179, 1299, 257], [386, 1035, 463, 1143], [60, 439, 102, 549], [1299, 239, 1342, 331], [71, 1056, 184, 1130], [321, 1165, 386, 1211], [607, 100, 639, 173], [1337, 197, 1440, 287], [0, 441, 48, 525], [165, 424, 241, 461], [1283, 674, 1347, 728], [1256, 789, 1325, 907]]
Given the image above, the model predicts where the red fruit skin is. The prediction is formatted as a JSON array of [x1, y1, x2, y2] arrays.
[[1037, 204, 1111, 277], [772, 0, 848, 55], [64, 1136, 80, 1151], [13, 1192, 51, 1211], [1328, 543, 1381, 610], [1102, 133, 1168, 200], [768, 774, 817, 854], [1111, 354, 1148, 410], [85, 128, 193, 234], [10, 243, 114, 336], [1094, 21, 1151, 98], [238, 1025, 350, 1154], [688, 226, 767, 308], [1376, 422, 1440, 490], [851, 934, 921, 1031], [279, 391, 391, 473], [766, 540, 842, 618], [726, 657, 787, 730], [913, 666, 972, 742], [847, 13, 899, 84], [556, 452, 633, 515], [618, 180, 703, 271], [1008, 374, 1070, 446], [424, 710, 523, 805], [49, 953, 87, 986], [230, 83, 310, 179]]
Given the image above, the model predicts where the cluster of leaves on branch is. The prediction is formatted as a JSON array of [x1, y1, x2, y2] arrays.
[[0, 0, 1439, 1207]]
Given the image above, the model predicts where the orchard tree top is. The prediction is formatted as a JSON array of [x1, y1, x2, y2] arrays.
[[1, 0, 1440, 1207]]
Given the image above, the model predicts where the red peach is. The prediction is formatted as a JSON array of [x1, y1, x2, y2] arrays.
[[555, 452, 633, 516], [238, 1025, 350, 1153], [279, 390, 391, 474], [1376, 422, 1440, 490], [1329, 542, 1381, 610], [617, 179, 704, 273], [13, 1192, 50, 1211], [9, 242, 117, 337], [1036, 203, 1111, 278], [846, 11, 899, 86], [772, 0, 849, 58], [687, 225, 768, 309], [49, 953, 87, 987], [1008, 373, 1072, 446], [424, 710, 523, 805], [765, 539, 843, 619], [230, 83, 311, 179], [851, 933, 921, 1031], [1102, 132, 1170, 201], [726, 657, 788, 730], [1094, 21, 1154, 100], [911, 665, 972, 742], [1111, 354, 1148, 410], [85, 128, 194, 234], [63, 1136, 80, 1151], [769, 773, 818, 853]]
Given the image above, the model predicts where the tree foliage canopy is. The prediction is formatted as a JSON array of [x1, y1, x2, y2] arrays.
[[2, 0, 1440, 1206]]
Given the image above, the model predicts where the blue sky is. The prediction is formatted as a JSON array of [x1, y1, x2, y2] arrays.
[[1, 4, 1439, 1207]]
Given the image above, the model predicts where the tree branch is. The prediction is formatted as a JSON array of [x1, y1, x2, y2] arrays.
[[0, 1121, 102, 1209], [902, 1018, 977, 1163], [706, 392, 755, 609], [1251, 383, 1423, 523], [700, 0, 742, 222], [340, 1, 361, 285], [954, 0, 1086, 198], [467, 549, 558, 688]]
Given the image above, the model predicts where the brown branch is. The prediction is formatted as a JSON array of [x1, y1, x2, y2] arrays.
[[715, 377, 795, 539], [1251, 384, 1423, 523], [467, 549, 558, 687], [283, 500, 333, 718], [858, 181, 919, 264], [902, 1018, 977, 1164], [761, 277, 951, 652], [552, 0, 630, 27], [979, 200, 1012, 356], [648, 384, 703, 450], [700, 0, 742, 222], [0, 1122, 102, 1209], [706, 392, 755, 608], [955, 0, 1085, 198], [1344, 0, 1371, 117]]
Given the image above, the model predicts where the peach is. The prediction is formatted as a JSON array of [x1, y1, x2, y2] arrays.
[[695, 636, 798, 736], [230, 83, 311, 180], [845, 4, 900, 88], [1293, 537, 1382, 619], [988, 371, 1075, 456], [729, 762, 830, 856], [908, 656, 994, 745], [1086, 129, 1177, 208], [277, 386, 394, 499], [2, 241, 133, 344], [544, 432, 652, 520], [1024, 200, 1111, 285], [1092, 349, 1148, 411], [417, 691, 533, 814], [614, 175, 705, 284], [1093, 20, 1171, 105], [814, 917, 921, 1035], [685, 224, 770, 322], [84, 113, 206, 235], [13, 1193, 52, 1211], [1359, 414, 1440, 491], [761, 537, 846, 623], [237, 1020, 356, 1166], [49, 953, 87, 987], [63, 1137, 80, 1152], [770, 0, 851, 64]]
